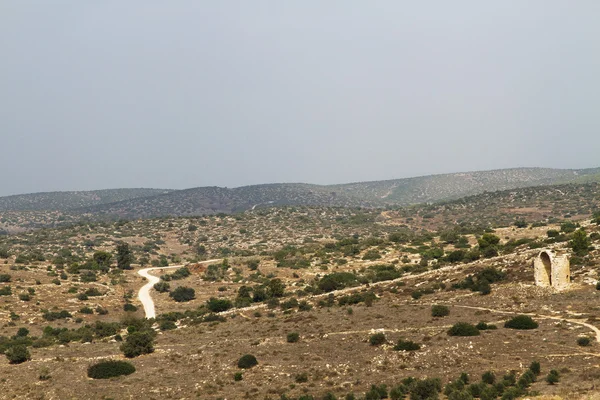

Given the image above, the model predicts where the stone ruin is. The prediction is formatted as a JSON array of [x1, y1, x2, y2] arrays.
[[533, 249, 570, 290]]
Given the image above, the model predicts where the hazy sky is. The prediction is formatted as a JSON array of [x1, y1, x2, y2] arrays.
[[1, 1, 599, 196]]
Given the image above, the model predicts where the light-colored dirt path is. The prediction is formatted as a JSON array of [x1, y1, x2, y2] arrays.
[[137, 259, 221, 319], [452, 304, 600, 343]]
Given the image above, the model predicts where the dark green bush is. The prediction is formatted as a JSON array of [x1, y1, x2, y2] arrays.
[[546, 369, 559, 385], [206, 297, 232, 312], [120, 331, 155, 358], [43, 310, 72, 321], [529, 360, 541, 375], [431, 304, 450, 317], [170, 286, 196, 302], [159, 320, 177, 331], [123, 303, 137, 312], [475, 321, 497, 330], [393, 339, 420, 351], [5, 344, 30, 364], [154, 281, 170, 293], [504, 315, 538, 330], [237, 354, 258, 369], [448, 322, 480, 336], [481, 371, 495, 384], [317, 272, 358, 292], [369, 332, 386, 346], [577, 337, 591, 346], [410, 378, 442, 400], [287, 332, 300, 343], [295, 372, 308, 383], [87, 360, 136, 379]]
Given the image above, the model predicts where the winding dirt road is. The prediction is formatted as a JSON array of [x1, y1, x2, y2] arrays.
[[137, 260, 221, 319]]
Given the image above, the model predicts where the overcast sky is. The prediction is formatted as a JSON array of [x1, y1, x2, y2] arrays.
[[1, 1, 599, 196]]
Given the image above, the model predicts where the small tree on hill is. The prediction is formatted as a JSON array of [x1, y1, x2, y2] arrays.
[[571, 229, 591, 256], [116, 242, 133, 270]]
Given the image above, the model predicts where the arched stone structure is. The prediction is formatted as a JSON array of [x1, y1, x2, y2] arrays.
[[533, 250, 570, 290]]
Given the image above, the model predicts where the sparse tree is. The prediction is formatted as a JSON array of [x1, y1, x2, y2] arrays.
[[116, 242, 133, 270]]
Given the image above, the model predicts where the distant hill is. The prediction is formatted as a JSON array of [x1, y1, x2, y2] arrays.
[[0, 167, 598, 220], [0, 188, 174, 212], [72, 167, 600, 219], [331, 167, 600, 205]]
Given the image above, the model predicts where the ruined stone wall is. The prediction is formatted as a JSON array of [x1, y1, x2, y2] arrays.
[[533, 250, 570, 290]]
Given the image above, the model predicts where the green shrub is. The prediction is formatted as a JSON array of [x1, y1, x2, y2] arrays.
[[366, 384, 388, 399], [475, 321, 497, 330], [237, 354, 258, 369], [170, 287, 196, 302], [431, 305, 450, 317], [546, 369, 559, 385], [393, 339, 420, 351], [481, 371, 495, 384], [206, 297, 232, 312], [295, 372, 308, 383], [87, 360, 136, 379], [287, 332, 300, 343], [317, 272, 358, 292], [153, 281, 170, 293], [504, 315, 538, 330], [529, 360, 541, 375], [410, 378, 442, 400], [123, 303, 137, 312], [234, 372, 243, 381], [448, 322, 480, 336], [411, 290, 423, 300], [5, 345, 31, 364], [577, 337, 591, 346], [369, 332, 386, 346], [159, 320, 177, 331], [16, 327, 29, 337], [120, 331, 155, 358], [43, 310, 72, 321]]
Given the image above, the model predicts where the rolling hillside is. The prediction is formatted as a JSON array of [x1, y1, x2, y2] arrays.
[[0, 188, 174, 212], [1, 167, 599, 220], [75, 167, 599, 219]]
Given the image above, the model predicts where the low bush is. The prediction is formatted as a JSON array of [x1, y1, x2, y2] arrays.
[[504, 315, 538, 330], [206, 297, 232, 312], [120, 331, 155, 358], [577, 337, 591, 347], [87, 360, 136, 379], [431, 305, 450, 317], [153, 281, 170, 293], [287, 332, 300, 343], [170, 287, 196, 302], [5, 344, 31, 364], [237, 354, 258, 369], [546, 369, 560, 385], [393, 339, 420, 351], [475, 321, 497, 330], [448, 322, 480, 336], [369, 332, 386, 346], [481, 371, 495, 384]]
